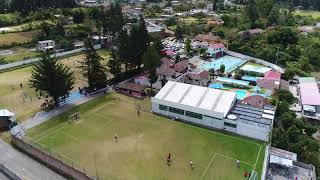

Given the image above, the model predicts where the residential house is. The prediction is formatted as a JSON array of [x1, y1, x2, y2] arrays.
[[194, 33, 221, 45], [299, 77, 320, 119], [184, 70, 209, 86], [267, 147, 317, 180], [240, 95, 267, 108], [116, 82, 147, 98], [36, 40, 55, 51], [257, 70, 281, 96], [207, 43, 226, 58]]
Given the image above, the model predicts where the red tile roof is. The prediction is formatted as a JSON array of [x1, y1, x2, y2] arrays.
[[264, 70, 281, 81], [157, 63, 176, 76], [209, 43, 225, 49], [257, 79, 279, 90], [186, 70, 209, 80], [116, 82, 147, 92], [241, 95, 267, 108], [174, 60, 189, 73]]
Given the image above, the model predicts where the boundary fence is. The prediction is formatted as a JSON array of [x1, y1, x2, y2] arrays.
[[11, 135, 95, 180]]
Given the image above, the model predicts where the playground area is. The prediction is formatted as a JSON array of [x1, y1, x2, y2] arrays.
[[0, 50, 110, 121], [199, 55, 247, 73], [26, 93, 266, 180]]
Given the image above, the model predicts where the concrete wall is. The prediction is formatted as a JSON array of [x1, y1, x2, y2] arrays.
[[11, 136, 94, 180], [237, 122, 269, 141]]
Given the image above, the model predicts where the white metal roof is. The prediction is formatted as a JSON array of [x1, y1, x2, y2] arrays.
[[0, 109, 15, 117], [153, 81, 236, 117], [270, 155, 293, 167]]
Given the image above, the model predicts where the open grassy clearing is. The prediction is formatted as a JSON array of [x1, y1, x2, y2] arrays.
[[294, 10, 320, 19], [0, 31, 37, 46], [0, 50, 110, 121], [0, 47, 40, 63], [27, 93, 266, 180]]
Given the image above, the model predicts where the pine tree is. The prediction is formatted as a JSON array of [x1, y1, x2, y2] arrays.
[[212, 0, 218, 11], [81, 39, 108, 91], [148, 68, 158, 90], [29, 52, 75, 105], [107, 50, 122, 86], [185, 37, 192, 54], [142, 46, 161, 71]]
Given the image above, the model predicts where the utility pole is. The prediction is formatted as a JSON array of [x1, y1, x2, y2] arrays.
[[276, 47, 280, 66], [94, 152, 99, 180]]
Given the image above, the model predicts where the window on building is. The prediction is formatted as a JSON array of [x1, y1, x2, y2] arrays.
[[224, 122, 237, 128], [204, 115, 221, 121], [159, 104, 168, 111], [169, 107, 184, 115], [186, 111, 202, 119]]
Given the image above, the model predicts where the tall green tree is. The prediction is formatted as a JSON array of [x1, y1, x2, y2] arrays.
[[81, 39, 108, 90], [142, 45, 161, 71], [219, 64, 225, 73], [107, 50, 122, 86], [212, 0, 218, 11], [185, 37, 192, 54], [73, 9, 85, 24], [175, 25, 184, 39], [148, 68, 158, 89], [29, 52, 75, 105]]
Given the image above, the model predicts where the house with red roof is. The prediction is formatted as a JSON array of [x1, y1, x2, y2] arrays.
[[174, 60, 189, 73], [240, 95, 267, 108], [207, 43, 226, 58], [183, 70, 209, 86], [257, 70, 281, 93]]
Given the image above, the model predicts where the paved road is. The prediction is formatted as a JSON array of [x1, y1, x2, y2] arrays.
[[0, 139, 65, 180], [0, 172, 10, 180], [0, 44, 101, 71]]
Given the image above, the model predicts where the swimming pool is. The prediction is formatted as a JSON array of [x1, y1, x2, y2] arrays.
[[234, 89, 248, 100], [199, 55, 247, 73]]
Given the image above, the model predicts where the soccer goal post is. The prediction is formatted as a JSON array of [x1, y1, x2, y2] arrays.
[[68, 112, 80, 122]]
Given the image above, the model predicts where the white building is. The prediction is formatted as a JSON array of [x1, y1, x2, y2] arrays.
[[37, 40, 55, 51], [151, 81, 274, 141]]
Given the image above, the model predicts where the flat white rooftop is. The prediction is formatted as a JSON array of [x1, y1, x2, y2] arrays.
[[153, 81, 236, 117]]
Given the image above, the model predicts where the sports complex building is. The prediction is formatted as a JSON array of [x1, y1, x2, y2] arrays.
[[151, 81, 275, 141]]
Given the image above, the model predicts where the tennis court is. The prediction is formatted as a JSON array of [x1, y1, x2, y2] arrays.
[[199, 55, 247, 73]]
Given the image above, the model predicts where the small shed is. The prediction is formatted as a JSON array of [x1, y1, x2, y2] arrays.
[[0, 109, 16, 130], [116, 82, 147, 98]]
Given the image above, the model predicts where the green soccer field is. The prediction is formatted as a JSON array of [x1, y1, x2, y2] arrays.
[[27, 93, 266, 180]]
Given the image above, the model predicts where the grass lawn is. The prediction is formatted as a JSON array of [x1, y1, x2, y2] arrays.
[[27, 93, 266, 180], [0, 52, 110, 121], [0, 47, 40, 63], [0, 31, 37, 47], [294, 10, 320, 19]]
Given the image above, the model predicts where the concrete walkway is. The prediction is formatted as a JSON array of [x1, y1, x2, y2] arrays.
[[22, 92, 104, 130], [0, 139, 65, 180]]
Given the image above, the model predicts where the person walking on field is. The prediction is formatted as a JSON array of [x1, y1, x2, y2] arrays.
[[114, 134, 118, 143], [189, 160, 194, 170], [167, 153, 171, 166], [236, 160, 240, 168]]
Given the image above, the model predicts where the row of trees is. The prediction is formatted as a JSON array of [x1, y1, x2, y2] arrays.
[[272, 89, 320, 174], [29, 2, 163, 105], [10, 0, 76, 14], [29, 38, 107, 105]]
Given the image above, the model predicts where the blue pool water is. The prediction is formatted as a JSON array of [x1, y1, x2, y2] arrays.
[[235, 89, 248, 100], [209, 83, 224, 89], [199, 55, 247, 73]]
